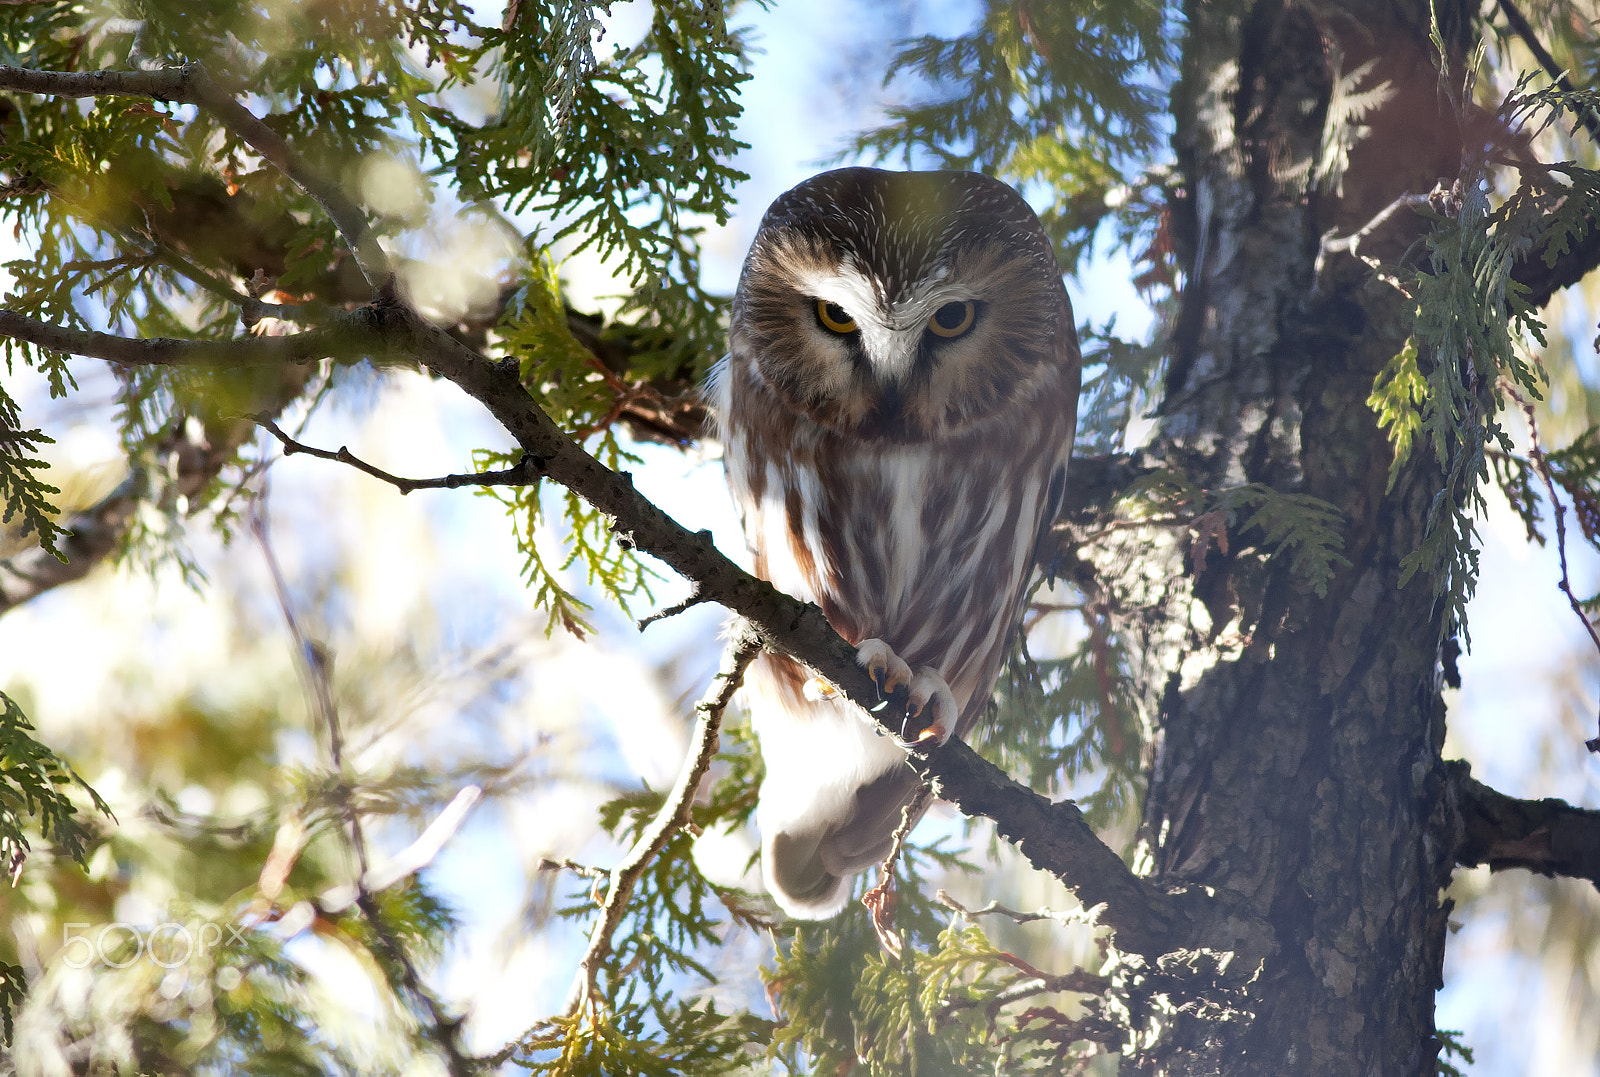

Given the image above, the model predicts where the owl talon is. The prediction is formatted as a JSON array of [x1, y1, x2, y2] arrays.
[[902, 671, 957, 747], [856, 640, 955, 747], [856, 639, 912, 699]]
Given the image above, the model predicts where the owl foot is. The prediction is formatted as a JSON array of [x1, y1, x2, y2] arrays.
[[857, 638, 912, 697], [855, 639, 957, 747], [802, 676, 838, 702]]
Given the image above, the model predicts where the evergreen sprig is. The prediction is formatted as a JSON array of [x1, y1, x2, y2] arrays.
[[529, 725, 772, 1071], [0, 401, 63, 558], [457, 0, 752, 383], [0, 690, 111, 873], [982, 629, 1144, 830], [1374, 75, 1600, 637], [848, 0, 1172, 274], [1112, 473, 1351, 598]]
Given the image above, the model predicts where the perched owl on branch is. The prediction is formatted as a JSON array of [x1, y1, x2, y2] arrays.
[[714, 167, 1080, 919]]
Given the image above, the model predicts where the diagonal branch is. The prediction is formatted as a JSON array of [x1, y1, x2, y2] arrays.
[[564, 622, 762, 1015], [0, 63, 391, 287], [1496, 0, 1600, 145], [1493, 3, 1600, 308], [366, 297, 1206, 959], [1449, 760, 1600, 886], [0, 477, 136, 614], [912, 744, 1187, 956]]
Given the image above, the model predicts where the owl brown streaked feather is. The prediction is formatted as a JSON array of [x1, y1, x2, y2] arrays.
[[715, 167, 1081, 919]]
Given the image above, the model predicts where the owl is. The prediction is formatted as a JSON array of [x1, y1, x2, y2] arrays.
[[713, 167, 1080, 919]]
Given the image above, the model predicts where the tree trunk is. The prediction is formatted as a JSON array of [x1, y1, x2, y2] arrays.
[[1129, 2, 1473, 1070]]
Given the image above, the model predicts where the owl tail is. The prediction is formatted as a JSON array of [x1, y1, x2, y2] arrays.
[[761, 763, 929, 920]]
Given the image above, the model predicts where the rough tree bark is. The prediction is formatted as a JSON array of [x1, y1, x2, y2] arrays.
[[1115, 1, 1471, 1070]]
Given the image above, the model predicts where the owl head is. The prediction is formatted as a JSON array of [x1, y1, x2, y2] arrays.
[[729, 167, 1073, 441]]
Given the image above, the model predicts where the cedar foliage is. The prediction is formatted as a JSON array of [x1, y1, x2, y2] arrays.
[[1, 1, 1599, 1074]]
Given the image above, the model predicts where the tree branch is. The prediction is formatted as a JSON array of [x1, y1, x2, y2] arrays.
[[254, 416, 544, 494], [564, 622, 762, 1015], [913, 744, 1190, 957], [362, 299, 1204, 957], [0, 307, 372, 367], [0, 477, 135, 614], [1496, 0, 1600, 145], [0, 63, 391, 288], [1492, 1, 1600, 308], [1449, 760, 1600, 886]]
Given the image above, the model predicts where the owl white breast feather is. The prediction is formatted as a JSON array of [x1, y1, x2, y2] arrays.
[[712, 167, 1080, 919]]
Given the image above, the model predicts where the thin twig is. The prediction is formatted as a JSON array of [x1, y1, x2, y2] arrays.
[[537, 857, 610, 879], [862, 783, 933, 959], [254, 415, 545, 494], [1318, 192, 1430, 257], [0, 306, 371, 366], [1314, 190, 1431, 295], [1063, 514, 1194, 545], [636, 584, 710, 630], [563, 622, 763, 1015], [936, 891, 1096, 928], [1503, 379, 1600, 751], [249, 489, 482, 1075]]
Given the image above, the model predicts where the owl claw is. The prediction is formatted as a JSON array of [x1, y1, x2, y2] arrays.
[[903, 671, 957, 746], [856, 640, 956, 747], [856, 639, 912, 698]]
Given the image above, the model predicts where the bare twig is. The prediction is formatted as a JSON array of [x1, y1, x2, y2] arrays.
[[537, 857, 609, 879], [254, 415, 545, 494], [0, 306, 371, 367], [862, 784, 932, 959], [1503, 380, 1600, 750], [0, 63, 391, 287], [249, 490, 481, 1076], [936, 891, 1096, 928], [563, 621, 762, 1015], [1314, 190, 1431, 295], [636, 584, 710, 630], [1061, 514, 1193, 546], [987, 950, 1110, 996]]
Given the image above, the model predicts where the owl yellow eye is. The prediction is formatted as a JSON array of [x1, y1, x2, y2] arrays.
[[815, 299, 857, 334], [927, 300, 976, 338]]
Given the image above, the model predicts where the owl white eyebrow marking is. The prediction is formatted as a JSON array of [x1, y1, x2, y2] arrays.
[[794, 259, 975, 381]]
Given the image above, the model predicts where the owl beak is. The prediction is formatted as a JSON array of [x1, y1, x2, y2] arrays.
[[859, 322, 922, 383]]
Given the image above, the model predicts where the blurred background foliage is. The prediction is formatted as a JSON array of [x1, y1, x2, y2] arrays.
[[0, 0, 1597, 1074]]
